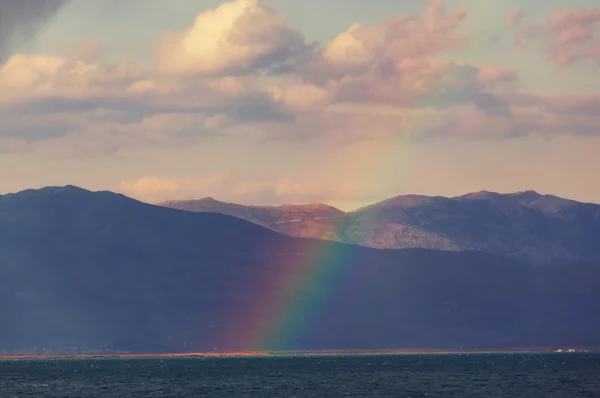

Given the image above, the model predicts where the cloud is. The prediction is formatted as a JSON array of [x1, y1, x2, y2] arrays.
[[294, 7, 516, 117], [546, 9, 600, 67], [0, 54, 141, 101], [327, 59, 515, 111], [505, 8, 525, 28], [0, 54, 143, 144], [267, 83, 330, 112], [0, 0, 68, 59], [1, 0, 599, 156], [410, 92, 600, 140], [0, 0, 473, 148], [0, 52, 285, 147], [316, 8, 466, 79], [0, 51, 274, 115], [117, 174, 358, 205], [505, 7, 600, 67], [157, 0, 310, 76], [68, 39, 104, 62], [504, 8, 531, 46]]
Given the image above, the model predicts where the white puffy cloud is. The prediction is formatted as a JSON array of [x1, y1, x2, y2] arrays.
[[1, 0, 599, 156], [0, 54, 141, 102], [157, 0, 309, 76]]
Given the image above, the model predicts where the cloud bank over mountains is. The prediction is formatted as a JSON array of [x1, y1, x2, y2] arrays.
[[1, 0, 599, 206], [119, 173, 359, 205], [1, 0, 599, 156]]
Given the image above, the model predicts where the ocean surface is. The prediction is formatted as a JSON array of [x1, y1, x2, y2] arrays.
[[1, 353, 599, 397]]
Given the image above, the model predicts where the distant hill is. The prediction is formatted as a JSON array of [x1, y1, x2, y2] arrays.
[[159, 197, 344, 241], [160, 191, 600, 265], [1, 186, 599, 354]]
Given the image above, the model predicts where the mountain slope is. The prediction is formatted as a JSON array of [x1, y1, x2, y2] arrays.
[[1, 186, 600, 354], [159, 197, 344, 241], [161, 191, 600, 265]]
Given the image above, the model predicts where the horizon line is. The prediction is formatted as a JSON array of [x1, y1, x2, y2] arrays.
[[2, 184, 598, 212], [2, 347, 598, 360]]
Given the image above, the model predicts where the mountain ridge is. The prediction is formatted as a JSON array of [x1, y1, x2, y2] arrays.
[[160, 189, 600, 265], [4, 185, 599, 265], [1, 185, 600, 354], [156, 189, 600, 212]]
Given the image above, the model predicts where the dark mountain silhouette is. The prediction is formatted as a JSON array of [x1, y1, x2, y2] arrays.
[[1, 186, 599, 354], [160, 190, 600, 265]]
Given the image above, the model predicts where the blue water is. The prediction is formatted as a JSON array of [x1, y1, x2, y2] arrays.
[[1, 353, 599, 397]]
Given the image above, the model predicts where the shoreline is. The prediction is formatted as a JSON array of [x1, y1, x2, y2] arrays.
[[1, 347, 598, 360]]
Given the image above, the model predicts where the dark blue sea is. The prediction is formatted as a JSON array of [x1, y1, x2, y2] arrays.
[[1, 353, 599, 397]]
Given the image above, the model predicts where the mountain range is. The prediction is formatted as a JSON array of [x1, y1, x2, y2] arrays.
[[0, 186, 599, 354], [160, 191, 600, 265]]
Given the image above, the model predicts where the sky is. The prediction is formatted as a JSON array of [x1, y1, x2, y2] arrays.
[[1, 0, 600, 210]]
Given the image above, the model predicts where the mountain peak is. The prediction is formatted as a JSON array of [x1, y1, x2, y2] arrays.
[[515, 190, 541, 195], [509, 190, 543, 201], [376, 194, 435, 208], [459, 190, 501, 200], [459, 190, 544, 203], [1, 185, 91, 199], [158, 197, 226, 206], [35, 185, 89, 193], [194, 196, 225, 204], [265, 202, 341, 211]]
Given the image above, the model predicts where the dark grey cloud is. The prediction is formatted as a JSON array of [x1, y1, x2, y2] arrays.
[[0, 0, 69, 59], [0, 109, 72, 142]]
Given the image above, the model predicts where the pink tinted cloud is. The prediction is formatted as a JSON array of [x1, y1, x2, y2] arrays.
[[0, 0, 478, 148], [504, 8, 539, 46], [318, 6, 467, 77], [548, 9, 600, 30], [118, 173, 359, 205], [298, 4, 514, 114], [505, 8, 525, 28], [1, 0, 600, 156], [506, 7, 600, 67], [417, 92, 600, 140]]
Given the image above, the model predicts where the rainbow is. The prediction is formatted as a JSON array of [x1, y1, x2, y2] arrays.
[[221, 217, 371, 352], [220, 110, 413, 353], [219, 4, 436, 351]]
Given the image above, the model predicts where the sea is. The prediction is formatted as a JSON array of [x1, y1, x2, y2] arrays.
[[1, 353, 599, 397]]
